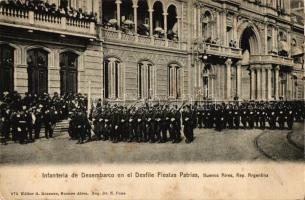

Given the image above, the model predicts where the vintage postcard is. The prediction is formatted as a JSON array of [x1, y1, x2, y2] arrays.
[[0, 0, 304, 199]]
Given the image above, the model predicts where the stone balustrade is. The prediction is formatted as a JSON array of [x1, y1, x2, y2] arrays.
[[198, 42, 242, 59], [250, 55, 298, 67], [0, 6, 96, 38], [102, 28, 186, 51]]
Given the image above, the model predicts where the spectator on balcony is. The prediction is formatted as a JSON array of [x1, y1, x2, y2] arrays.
[[137, 24, 149, 36], [205, 37, 212, 44]]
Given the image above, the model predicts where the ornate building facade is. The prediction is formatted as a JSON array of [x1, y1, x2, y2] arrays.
[[0, 0, 304, 101]]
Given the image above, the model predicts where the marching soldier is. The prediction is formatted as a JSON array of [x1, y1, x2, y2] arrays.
[[287, 106, 294, 130], [44, 107, 55, 139], [182, 106, 193, 143]]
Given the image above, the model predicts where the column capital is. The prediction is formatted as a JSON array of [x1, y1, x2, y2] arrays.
[[236, 60, 242, 66], [176, 16, 182, 19], [162, 12, 168, 16], [115, 0, 122, 4], [274, 65, 280, 70], [132, 5, 138, 9], [148, 9, 154, 13], [225, 58, 232, 66]]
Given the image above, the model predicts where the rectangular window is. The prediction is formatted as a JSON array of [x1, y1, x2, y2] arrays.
[[104, 61, 109, 99], [115, 62, 119, 99], [147, 65, 151, 99], [176, 68, 181, 98], [138, 64, 142, 99]]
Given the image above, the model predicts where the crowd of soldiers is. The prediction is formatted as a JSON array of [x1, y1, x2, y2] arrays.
[[69, 99, 304, 145], [1, 91, 304, 146], [74, 101, 194, 144], [0, 91, 87, 145], [194, 100, 304, 131]]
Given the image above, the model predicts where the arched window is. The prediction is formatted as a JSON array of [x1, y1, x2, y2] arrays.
[[104, 57, 121, 99], [168, 64, 182, 99], [202, 11, 213, 42], [167, 5, 178, 41], [0, 44, 14, 94], [153, 1, 164, 38], [27, 48, 48, 95], [60, 51, 78, 95], [102, 0, 117, 29], [137, 0, 149, 36], [121, 0, 134, 34], [137, 61, 154, 99]]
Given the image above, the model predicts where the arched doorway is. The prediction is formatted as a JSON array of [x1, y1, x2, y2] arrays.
[[0, 44, 14, 94], [239, 26, 260, 100], [60, 52, 78, 95], [240, 26, 259, 56], [27, 48, 48, 95]]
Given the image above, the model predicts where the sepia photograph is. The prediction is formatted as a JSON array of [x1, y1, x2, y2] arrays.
[[0, 0, 304, 199]]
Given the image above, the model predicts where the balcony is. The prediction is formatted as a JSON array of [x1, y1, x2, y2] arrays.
[[0, 6, 96, 39], [197, 42, 242, 59], [102, 28, 187, 51], [249, 55, 300, 68]]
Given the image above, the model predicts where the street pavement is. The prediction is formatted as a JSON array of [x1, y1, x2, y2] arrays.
[[0, 123, 304, 165]]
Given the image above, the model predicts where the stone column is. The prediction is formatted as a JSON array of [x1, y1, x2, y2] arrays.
[[149, 9, 153, 37], [163, 12, 168, 40], [257, 68, 261, 100], [225, 59, 232, 99], [274, 65, 279, 100], [143, 64, 147, 98], [115, 0, 121, 28], [250, 68, 255, 100], [267, 66, 272, 100], [86, 0, 93, 13], [236, 61, 242, 98], [133, 5, 138, 33], [177, 16, 181, 41], [261, 67, 266, 100]]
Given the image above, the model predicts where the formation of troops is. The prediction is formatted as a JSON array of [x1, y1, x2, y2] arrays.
[[1, 91, 304, 145], [0, 91, 87, 145]]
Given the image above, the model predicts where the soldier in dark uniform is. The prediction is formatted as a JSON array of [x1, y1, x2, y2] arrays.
[[160, 107, 168, 143], [174, 107, 182, 143], [127, 109, 135, 142], [278, 106, 285, 129], [34, 105, 44, 139], [154, 108, 162, 143], [168, 108, 177, 143], [241, 105, 248, 129], [259, 106, 267, 129], [268, 105, 277, 129], [233, 105, 240, 129], [74, 111, 89, 144], [68, 111, 77, 140], [119, 108, 128, 142], [205, 106, 213, 128], [44, 107, 55, 139], [248, 105, 255, 129], [0, 109, 7, 145], [17, 106, 31, 144], [1, 104, 11, 143], [226, 104, 234, 129], [287, 106, 294, 130], [182, 106, 193, 143], [215, 105, 225, 131]]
